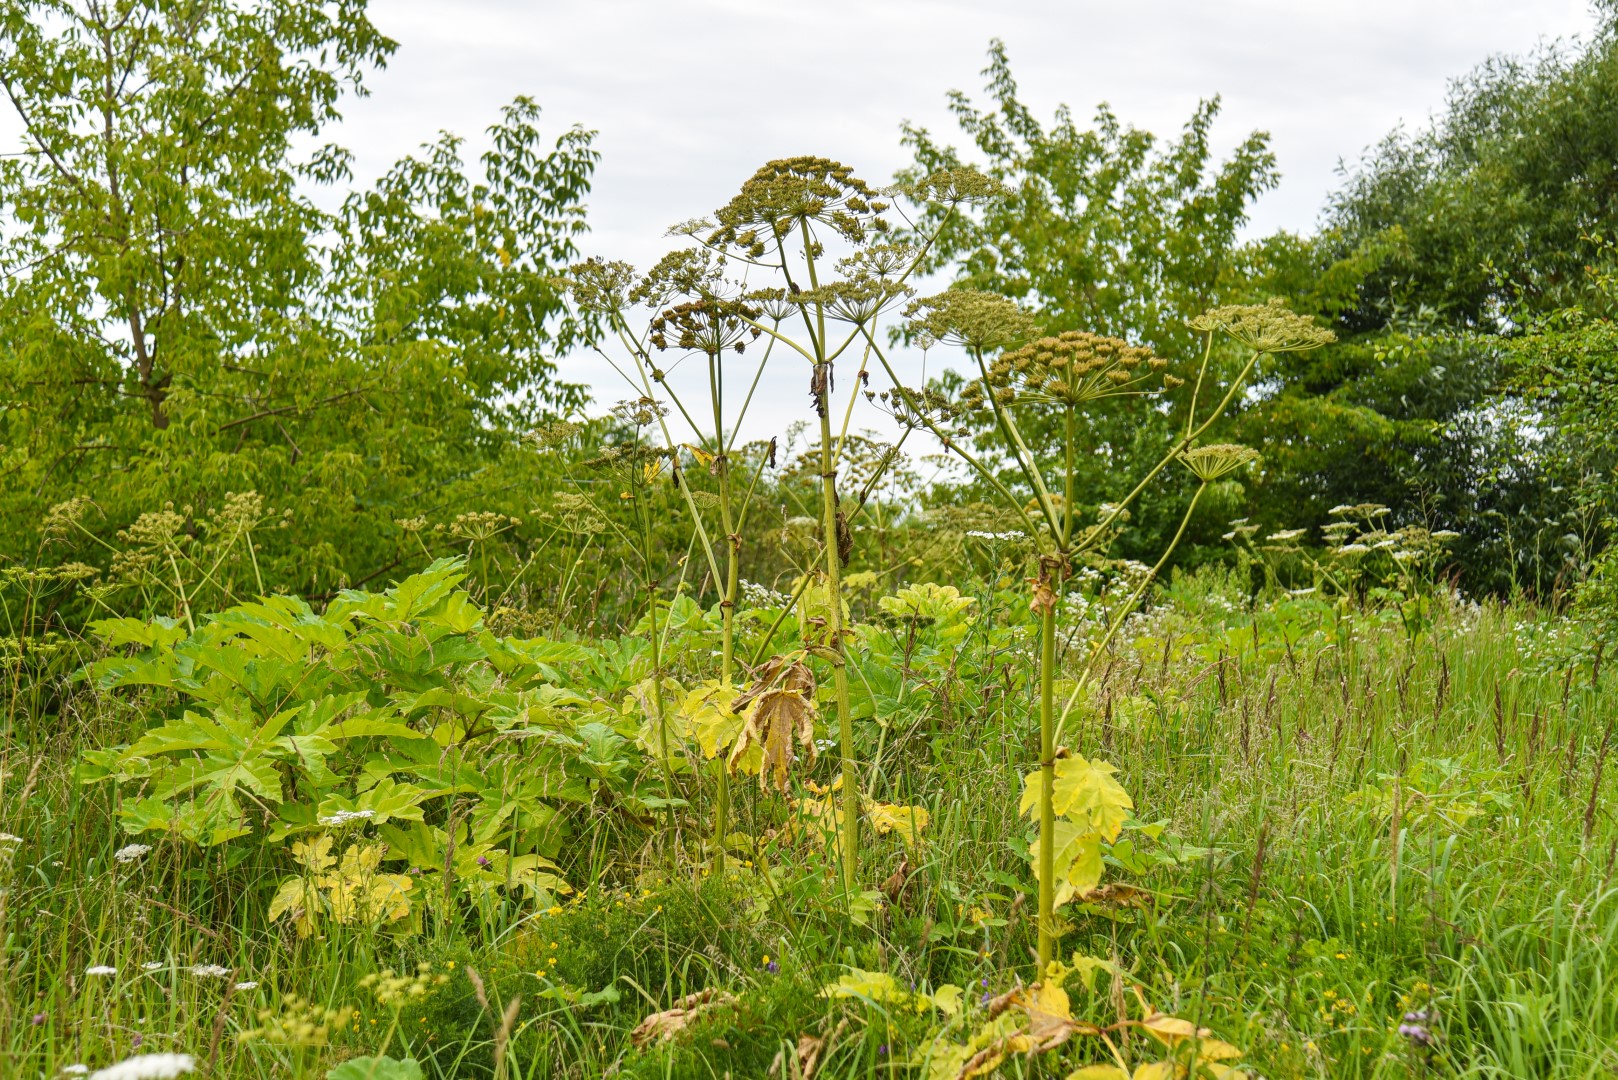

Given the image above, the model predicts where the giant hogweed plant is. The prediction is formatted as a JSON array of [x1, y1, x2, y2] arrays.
[[568, 158, 1003, 891], [75, 560, 629, 934], [879, 294, 1334, 965]]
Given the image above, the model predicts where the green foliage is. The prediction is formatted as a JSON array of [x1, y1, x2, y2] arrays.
[[5, 13, 1618, 1080], [0, 0, 596, 595], [1509, 248, 1618, 605], [1325, 18, 1618, 327], [898, 39, 1277, 358], [896, 42, 1279, 548], [328, 1056, 423, 1080], [79, 559, 615, 924]]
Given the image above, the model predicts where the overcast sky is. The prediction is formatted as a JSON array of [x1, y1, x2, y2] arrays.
[[330, 0, 1600, 445]]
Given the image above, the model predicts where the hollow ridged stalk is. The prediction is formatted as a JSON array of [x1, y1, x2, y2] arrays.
[[817, 395, 859, 893], [713, 443, 739, 872], [1037, 590, 1058, 969]]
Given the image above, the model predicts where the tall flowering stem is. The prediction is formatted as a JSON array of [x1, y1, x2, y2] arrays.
[[569, 162, 1000, 892], [893, 294, 1334, 967]]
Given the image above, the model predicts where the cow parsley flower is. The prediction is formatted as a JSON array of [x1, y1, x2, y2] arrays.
[[188, 964, 230, 979], [61, 1066, 88, 1076], [85, 965, 117, 977], [318, 809, 374, 827], [114, 844, 152, 864], [233, 981, 258, 991], [88, 1053, 195, 1080]]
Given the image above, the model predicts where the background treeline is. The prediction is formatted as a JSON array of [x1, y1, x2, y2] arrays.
[[1, 0, 1615, 633]]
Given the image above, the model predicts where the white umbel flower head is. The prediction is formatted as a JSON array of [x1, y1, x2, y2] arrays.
[[85, 965, 117, 977], [188, 964, 230, 979], [61, 1067, 88, 1076], [0, 833, 22, 844], [114, 844, 152, 864], [318, 809, 375, 827], [232, 981, 259, 991], [89, 1053, 196, 1080]]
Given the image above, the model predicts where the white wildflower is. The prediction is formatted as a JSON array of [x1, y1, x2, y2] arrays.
[[88, 1053, 196, 1080], [188, 964, 230, 979], [738, 579, 790, 607], [317, 809, 375, 827], [1337, 543, 1369, 555], [965, 529, 1024, 542], [1432, 530, 1461, 540], [141, 962, 164, 972], [85, 965, 117, 977], [0, 833, 22, 844], [1391, 550, 1419, 563], [1267, 528, 1307, 542], [1286, 587, 1317, 597], [114, 844, 151, 864], [61, 1067, 88, 1076], [232, 981, 258, 991], [1327, 504, 1355, 515]]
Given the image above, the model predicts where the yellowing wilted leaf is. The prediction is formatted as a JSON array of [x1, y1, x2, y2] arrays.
[[291, 835, 335, 874], [865, 801, 930, 845], [728, 657, 817, 791], [681, 681, 744, 759], [1050, 755, 1132, 842], [629, 989, 736, 1048], [1066, 1066, 1130, 1080]]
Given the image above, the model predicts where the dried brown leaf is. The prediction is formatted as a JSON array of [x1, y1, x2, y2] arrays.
[[629, 988, 737, 1049]]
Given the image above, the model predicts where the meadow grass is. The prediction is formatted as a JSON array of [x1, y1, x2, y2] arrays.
[[0, 574, 1613, 1079]]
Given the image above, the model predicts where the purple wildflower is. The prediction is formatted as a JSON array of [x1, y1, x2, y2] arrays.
[[1399, 1010, 1435, 1048], [765, 959, 779, 975], [30, 1013, 44, 1026], [476, 855, 490, 868]]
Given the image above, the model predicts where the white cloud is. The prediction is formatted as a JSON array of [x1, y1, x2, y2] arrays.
[[336, 0, 1599, 439], [1, 1, 1600, 442]]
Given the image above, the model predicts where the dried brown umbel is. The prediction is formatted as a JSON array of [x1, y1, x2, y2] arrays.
[[1188, 298, 1335, 353], [792, 277, 913, 326], [566, 257, 637, 314], [903, 289, 1039, 353], [649, 298, 763, 355], [886, 166, 1008, 205], [958, 330, 1173, 411], [709, 157, 889, 254]]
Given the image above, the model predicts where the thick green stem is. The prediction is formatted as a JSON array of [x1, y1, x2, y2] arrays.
[[636, 454, 676, 863], [817, 387, 859, 893], [1037, 589, 1058, 969], [713, 357, 739, 873]]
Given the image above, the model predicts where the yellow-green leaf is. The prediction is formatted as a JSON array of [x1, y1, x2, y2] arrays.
[[1066, 1067, 1130, 1080], [865, 801, 930, 845], [1050, 755, 1133, 842]]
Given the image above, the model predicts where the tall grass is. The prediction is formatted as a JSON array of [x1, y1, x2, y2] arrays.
[[1, 569, 1613, 1078]]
